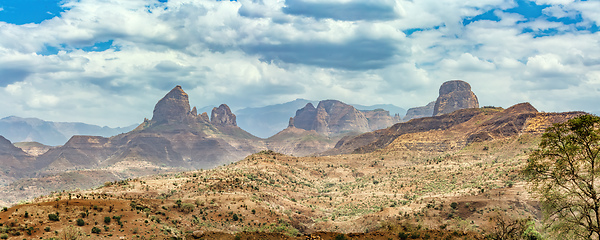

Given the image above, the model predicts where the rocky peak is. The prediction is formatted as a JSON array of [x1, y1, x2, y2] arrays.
[[292, 103, 317, 130], [290, 100, 369, 136], [151, 85, 192, 124], [211, 104, 237, 127], [433, 80, 479, 116]]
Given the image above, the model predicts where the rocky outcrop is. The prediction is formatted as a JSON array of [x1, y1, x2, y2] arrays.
[[211, 104, 237, 127], [151, 85, 192, 124], [289, 100, 370, 136], [34, 85, 265, 172], [363, 109, 401, 131], [293, 103, 318, 131], [433, 80, 479, 116], [403, 101, 435, 122], [324, 102, 587, 156]]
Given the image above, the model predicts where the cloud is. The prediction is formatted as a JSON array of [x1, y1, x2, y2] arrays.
[[282, 0, 401, 21], [243, 38, 402, 70], [0, 0, 599, 128]]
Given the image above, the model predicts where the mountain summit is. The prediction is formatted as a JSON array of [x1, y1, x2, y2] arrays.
[[151, 85, 192, 124], [433, 80, 479, 116]]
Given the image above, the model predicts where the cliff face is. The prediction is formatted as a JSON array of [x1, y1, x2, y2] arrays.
[[151, 85, 192, 124], [289, 100, 392, 136], [211, 104, 237, 127], [362, 109, 402, 131], [403, 101, 435, 122], [433, 80, 479, 116]]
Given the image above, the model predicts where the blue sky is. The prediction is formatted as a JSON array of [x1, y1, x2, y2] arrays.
[[0, 0, 599, 127]]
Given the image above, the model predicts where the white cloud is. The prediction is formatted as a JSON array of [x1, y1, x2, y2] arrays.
[[0, 0, 599, 128]]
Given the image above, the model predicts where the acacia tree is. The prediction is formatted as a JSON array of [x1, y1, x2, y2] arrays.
[[523, 114, 600, 239]]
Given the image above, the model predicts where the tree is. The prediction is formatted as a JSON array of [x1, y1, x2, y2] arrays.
[[523, 114, 600, 239]]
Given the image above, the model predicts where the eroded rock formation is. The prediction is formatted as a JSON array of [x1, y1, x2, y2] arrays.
[[433, 80, 479, 116]]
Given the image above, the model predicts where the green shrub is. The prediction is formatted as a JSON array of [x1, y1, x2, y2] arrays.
[[0, 233, 7, 239], [398, 232, 408, 240], [91, 227, 101, 234], [48, 213, 59, 221], [44, 226, 51, 232], [450, 202, 458, 210], [335, 234, 347, 240], [180, 203, 195, 213], [104, 216, 111, 224], [76, 218, 85, 226]]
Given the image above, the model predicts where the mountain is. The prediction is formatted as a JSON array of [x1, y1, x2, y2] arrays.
[[324, 102, 585, 156], [0, 116, 137, 146], [1, 101, 589, 239], [34, 86, 267, 173], [289, 100, 402, 136], [235, 100, 404, 138], [402, 80, 479, 122], [433, 80, 479, 116], [403, 101, 435, 121], [235, 99, 318, 138], [0, 136, 36, 185], [264, 100, 401, 156], [353, 103, 406, 117]]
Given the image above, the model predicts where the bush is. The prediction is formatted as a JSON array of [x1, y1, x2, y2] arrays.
[[91, 227, 101, 234], [76, 218, 85, 226], [0, 233, 7, 239], [450, 202, 458, 210], [44, 226, 51, 232], [232, 213, 239, 221], [180, 203, 195, 213], [104, 216, 111, 224], [48, 213, 59, 221], [398, 232, 408, 240], [335, 234, 347, 240], [1, 207, 6, 212]]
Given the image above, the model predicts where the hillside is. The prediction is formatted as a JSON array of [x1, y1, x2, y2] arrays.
[[0, 103, 587, 239]]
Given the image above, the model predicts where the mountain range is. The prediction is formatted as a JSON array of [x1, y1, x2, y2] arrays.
[[0, 116, 137, 146], [0, 80, 590, 239]]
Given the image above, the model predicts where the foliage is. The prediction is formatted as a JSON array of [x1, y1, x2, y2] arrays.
[[76, 218, 85, 226], [335, 234, 347, 240], [60, 225, 83, 240], [523, 114, 600, 239], [485, 211, 542, 240], [91, 226, 101, 234], [48, 213, 59, 221], [180, 203, 195, 213], [0, 233, 6, 239], [104, 216, 111, 224]]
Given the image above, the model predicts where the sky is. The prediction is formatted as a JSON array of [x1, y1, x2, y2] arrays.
[[0, 0, 599, 127]]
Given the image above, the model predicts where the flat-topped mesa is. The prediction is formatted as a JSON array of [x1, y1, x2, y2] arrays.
[[211, 104, 237, 127], [433, 80, 479, 116], [151, 85, 192, 124]]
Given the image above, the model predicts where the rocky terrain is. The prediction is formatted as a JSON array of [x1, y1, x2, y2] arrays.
[[0, 101, 586, 239]]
